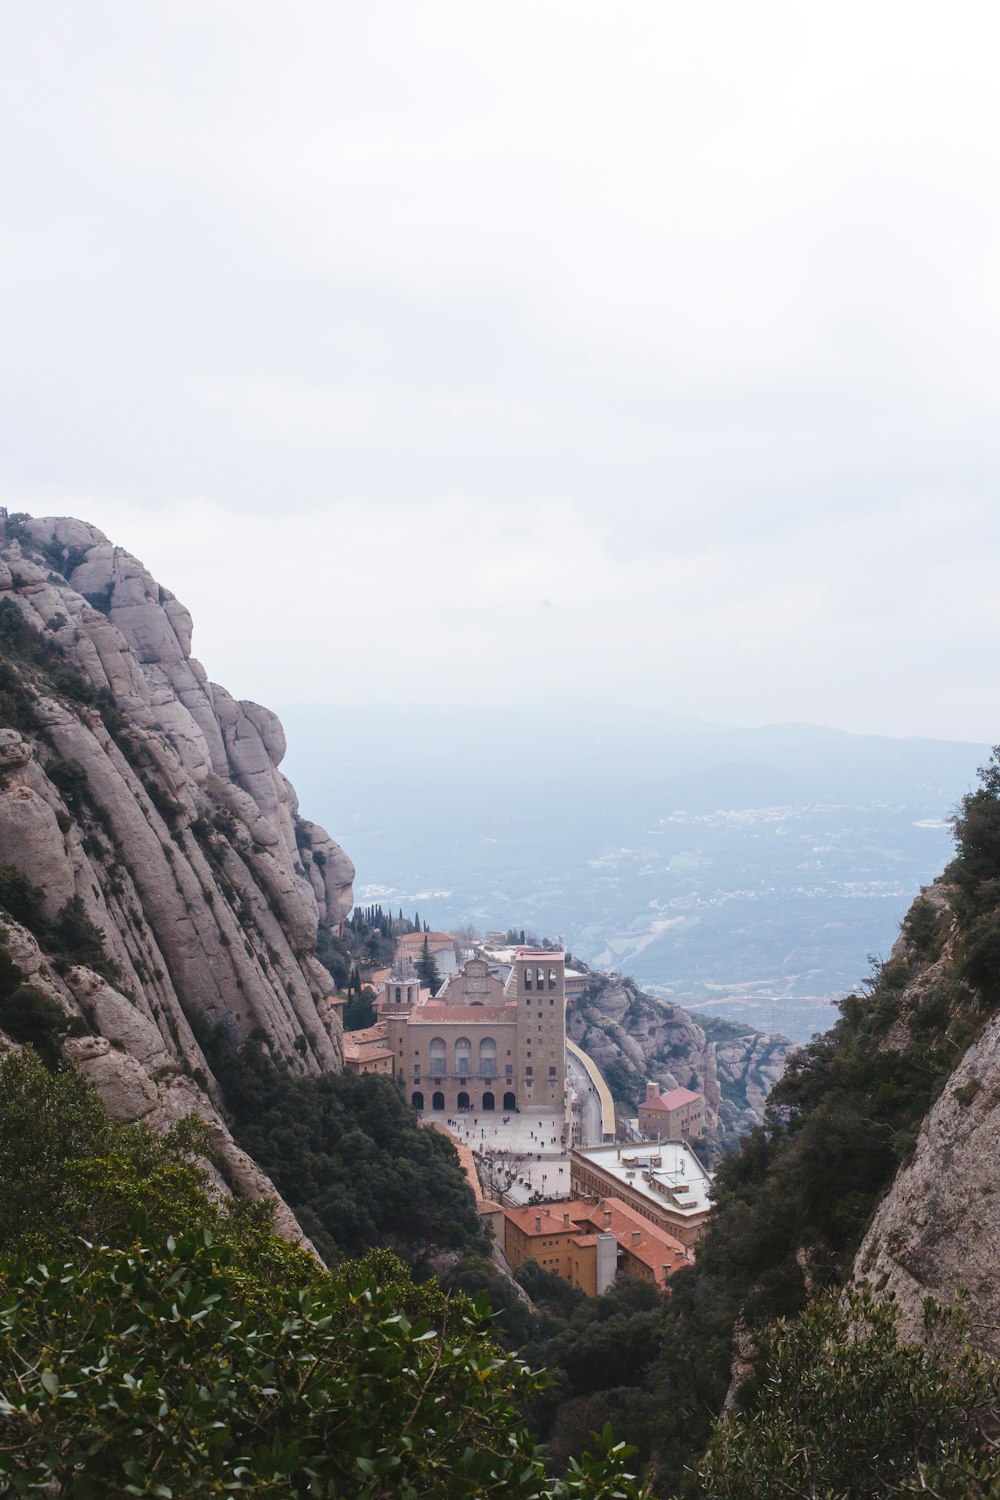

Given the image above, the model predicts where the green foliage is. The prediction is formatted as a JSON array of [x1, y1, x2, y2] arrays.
[[343, 989, 377, 1030], [417, 932, 443, 991], [0, 983, 86, 1068], [902, 891, 946, 961], [200, 1029, 484, 1267], [0, 1232, 650, 1498], [46, 756, 89, 816], [0, 867, 47, 930], [695, 1290, 1000, 1499], [0, 870, 118, 983], [0, 1050, 313, 1288], [0, 1049, 649, 1498], [344, 904, 398, 968]]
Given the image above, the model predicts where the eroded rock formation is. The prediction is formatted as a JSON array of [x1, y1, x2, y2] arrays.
[[853, 882, 1000, 1355], [0, 513, 355, 1250], [567, 969, 790, 1141]]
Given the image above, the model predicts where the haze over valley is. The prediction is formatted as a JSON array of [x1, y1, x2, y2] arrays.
[[285, 706, 985, 1042]]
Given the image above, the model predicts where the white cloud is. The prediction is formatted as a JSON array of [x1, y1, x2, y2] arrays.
[[1, 1, 999, 744]]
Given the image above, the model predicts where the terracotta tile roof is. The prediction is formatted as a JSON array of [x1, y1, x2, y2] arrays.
[[343, 1023, 389, 1045], [573, 1198, 693, 1282], [397, 932, 454, 951], [642, 1086, 702, 1111], [408, 1004, 516, 1023], [503, 1201, 594, 1238]]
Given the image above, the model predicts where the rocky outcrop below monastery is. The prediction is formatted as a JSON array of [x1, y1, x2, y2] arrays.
[[566, 968, 791, 1142], [0, 513, 355, 1244]]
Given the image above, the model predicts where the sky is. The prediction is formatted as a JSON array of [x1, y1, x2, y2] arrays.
[[2, 2, 999, 742]]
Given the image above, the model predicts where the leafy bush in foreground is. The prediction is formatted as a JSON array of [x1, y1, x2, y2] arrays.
[[0, 1232, 649, 1499]]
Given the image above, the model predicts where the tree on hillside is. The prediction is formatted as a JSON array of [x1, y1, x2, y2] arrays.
[[477, 1146, 531, 1203], [417, 934, 442, 993], [343, 989, 376, 1031], [695, 1289, 1000, 1498]]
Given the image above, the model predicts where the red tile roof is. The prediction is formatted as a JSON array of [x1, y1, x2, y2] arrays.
[[397, 932, 454, 951], [572, 1198, 693, 1283], [504, 1201, 595, 1238], [642, 1087, 702, 1111], [408, 1004, 516, 1023]]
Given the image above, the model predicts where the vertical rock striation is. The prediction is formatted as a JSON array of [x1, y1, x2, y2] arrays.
[[0, 514, 355, 1249]]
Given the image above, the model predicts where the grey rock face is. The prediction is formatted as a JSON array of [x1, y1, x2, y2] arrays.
[[567, 970, 791, 1140], [853, 883, 1000, 1355], [0, 916, 316, 1254], [0, 515, 353, 1079]]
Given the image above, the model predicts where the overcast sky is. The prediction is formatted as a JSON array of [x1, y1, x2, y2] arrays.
[[2, 2, 999, 742]]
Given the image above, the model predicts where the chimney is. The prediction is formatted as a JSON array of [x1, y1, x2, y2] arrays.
[[631, 1230, 641, 1247], [645, 1082, 660, 1102], [603, 1209, 612, 1226], [562, 1212, 570, 1228], [535, 1215, 542, 1233]]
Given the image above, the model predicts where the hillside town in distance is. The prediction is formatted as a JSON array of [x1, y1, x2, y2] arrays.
[[341, 927, 712, 1299]]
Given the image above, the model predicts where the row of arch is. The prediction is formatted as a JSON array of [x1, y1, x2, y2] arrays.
[[428, 1036, 496, 1075], [413, 1090, 517, 1113]]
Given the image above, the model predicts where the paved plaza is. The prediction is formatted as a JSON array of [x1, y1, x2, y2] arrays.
[[433, 1106, 572, 1203]]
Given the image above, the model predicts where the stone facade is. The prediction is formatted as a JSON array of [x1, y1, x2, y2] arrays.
[[386, 951, 567, 1117], [570, 1141, 712, 1248], [637, 1082, 707, 1141]]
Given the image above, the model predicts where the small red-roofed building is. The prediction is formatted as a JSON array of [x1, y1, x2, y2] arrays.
[[638, 1082, 706, 1141], [342, 1024, 394, 1077], [394, 930, 458, 979], [501, 1196, 694, 1296]]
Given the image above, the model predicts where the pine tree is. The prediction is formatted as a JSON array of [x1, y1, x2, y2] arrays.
[[416, 936, 442, 994]]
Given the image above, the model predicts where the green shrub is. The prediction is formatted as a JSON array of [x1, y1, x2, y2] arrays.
[[696, 1290, 1000, 1499]]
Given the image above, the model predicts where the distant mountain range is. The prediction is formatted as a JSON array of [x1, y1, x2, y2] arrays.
[[284, 706, 988, 1043]]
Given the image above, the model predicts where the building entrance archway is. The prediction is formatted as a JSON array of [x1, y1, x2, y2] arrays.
[[503, 1091, 516, 1111], [482, 1092, 495, 1111], [431, 1091, 445, 1111], [457, 1091, 471, 1110], [411, 1091, 424, 1110]]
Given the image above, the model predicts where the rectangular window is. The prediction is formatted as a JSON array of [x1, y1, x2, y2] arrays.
[[549, 1066, 557, 1078], [526, 1065, 533, 1077]]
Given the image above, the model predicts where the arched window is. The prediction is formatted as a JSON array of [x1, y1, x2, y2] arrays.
[[524, 967, 533, 990], [479, 1038, 497, 1078], [429, 1038, 447, 1077], [548, 968, 557, 989], [503, 1091, 516, 1111], [457, 1091, 470, 1110], [536, 967, 545, 986], [454, 1037, 472, 1078], [482, 1091, 495, 1111], [432, 1091, 445, 1111], [411, 1091, 424, 1110]]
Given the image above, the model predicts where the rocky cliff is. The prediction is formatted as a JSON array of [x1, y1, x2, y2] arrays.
[[853, 879, 1000, 1355], [0, 512, 355, 1243], [566, 968, 790, 1143]]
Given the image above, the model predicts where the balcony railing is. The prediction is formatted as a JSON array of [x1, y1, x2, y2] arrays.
[[423, 1070, 499, 1083]]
